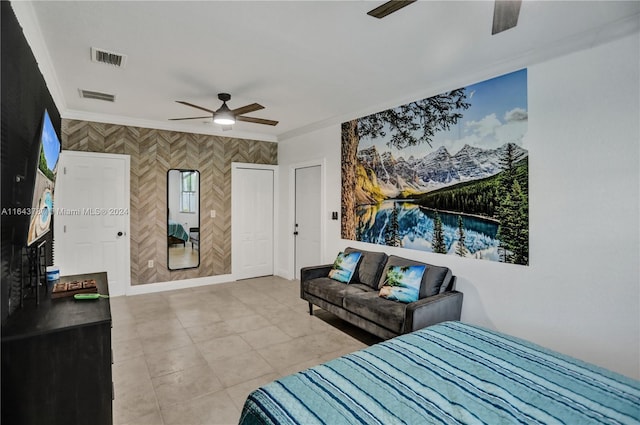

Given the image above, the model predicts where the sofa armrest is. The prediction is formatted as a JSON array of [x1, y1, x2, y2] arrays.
[[300, 264, 333, 298], [403, 291, 463, 333]]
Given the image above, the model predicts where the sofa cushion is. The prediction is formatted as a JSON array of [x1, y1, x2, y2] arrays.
[[377, 255, 452, 298], [303, 277, 373, 306], [328, 251, 362, 283], [379, 265, 426, 303], [344, 247, 388, 289], [343, 292, 406, 334]]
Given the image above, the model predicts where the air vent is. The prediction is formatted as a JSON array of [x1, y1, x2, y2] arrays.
[[79, 89, 116, 102], [90, 47, 127, 68]]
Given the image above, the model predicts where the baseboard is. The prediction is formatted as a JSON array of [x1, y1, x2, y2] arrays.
[[275, 267, 294, 281], [125, 274, 235, 296]]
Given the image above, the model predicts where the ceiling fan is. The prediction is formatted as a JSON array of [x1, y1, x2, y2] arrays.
[[367, 0, 522, 35], [170, 93, 278, 130]]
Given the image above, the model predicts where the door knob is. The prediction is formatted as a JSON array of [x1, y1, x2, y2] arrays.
[[117, 231, 123, 237]]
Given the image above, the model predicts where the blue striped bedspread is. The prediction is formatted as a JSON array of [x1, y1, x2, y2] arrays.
[[168, 219, 189, 242], [240, 321, 640, 425]]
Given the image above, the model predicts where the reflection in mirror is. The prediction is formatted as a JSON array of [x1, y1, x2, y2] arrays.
[[167, 169, 200, 270]]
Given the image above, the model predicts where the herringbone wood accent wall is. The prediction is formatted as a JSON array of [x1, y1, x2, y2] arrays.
[[61, 120, 277, 285]]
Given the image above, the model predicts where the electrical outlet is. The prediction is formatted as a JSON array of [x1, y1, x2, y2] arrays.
[[148, 260, 154, 268], [210, 210, 216, 218]]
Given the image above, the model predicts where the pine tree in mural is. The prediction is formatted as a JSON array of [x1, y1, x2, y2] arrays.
[[497, 180, 528, 264], [384, 202, 401, 247], [341, 90, 471, 239], [496, 142, 528, 265], [512, 181, 529, 264], [432, 212, 447, 254], [497, 142, 523, 194], [456, 215, 468, 257]]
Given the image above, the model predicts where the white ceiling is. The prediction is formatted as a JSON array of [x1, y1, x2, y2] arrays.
[[14, 1, 640, 142]]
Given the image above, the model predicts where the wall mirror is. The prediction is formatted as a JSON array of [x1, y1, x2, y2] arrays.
[[167, 169, 200, 270]]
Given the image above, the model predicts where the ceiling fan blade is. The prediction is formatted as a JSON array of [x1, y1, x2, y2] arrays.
[[492, 0, 522, 35], [236, 116, 279, 126], [168, 116, 211, 121], [176, 101, 215, 114], [231, 103, 264, 116], [221, 125, 233, 131], [367, 0, 416, 19]]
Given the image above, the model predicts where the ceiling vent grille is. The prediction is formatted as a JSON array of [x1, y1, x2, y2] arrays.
[[90, 47, 127, 68], [79, 89, 116, 102]]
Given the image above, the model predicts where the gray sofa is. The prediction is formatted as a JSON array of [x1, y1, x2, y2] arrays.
[[300, 247, 463, 340]]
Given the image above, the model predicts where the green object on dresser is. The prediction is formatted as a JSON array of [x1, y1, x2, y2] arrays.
[[74, 293, 109, 300]]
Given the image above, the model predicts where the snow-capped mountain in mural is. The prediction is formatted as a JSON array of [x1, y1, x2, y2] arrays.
[[357, 142, 528, 197]]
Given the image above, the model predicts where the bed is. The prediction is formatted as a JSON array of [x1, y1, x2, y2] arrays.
[[240, 321, 640, 425], [168, 219, 189, 246]]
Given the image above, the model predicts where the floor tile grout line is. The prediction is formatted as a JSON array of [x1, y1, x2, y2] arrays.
[[112, 276, 377, 424]]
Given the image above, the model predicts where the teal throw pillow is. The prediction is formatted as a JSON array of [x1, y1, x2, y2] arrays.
[[379, 265, 426, 303], [328, 251, 362, 284]]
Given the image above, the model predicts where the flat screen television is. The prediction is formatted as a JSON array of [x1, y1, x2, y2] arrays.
[[26, 109, 60, 246]]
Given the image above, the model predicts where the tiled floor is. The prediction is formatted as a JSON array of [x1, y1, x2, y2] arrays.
[[110, 275, 381, 425]]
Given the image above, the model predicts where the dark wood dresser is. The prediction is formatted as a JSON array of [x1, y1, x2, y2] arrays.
[[1, 272, 112, 425]]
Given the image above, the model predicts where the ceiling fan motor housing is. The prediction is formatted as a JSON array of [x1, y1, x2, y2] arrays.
[[172, 93, 278, 127]]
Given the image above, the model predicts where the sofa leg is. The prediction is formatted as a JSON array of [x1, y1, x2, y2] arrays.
[[308, 302, 313, 316]]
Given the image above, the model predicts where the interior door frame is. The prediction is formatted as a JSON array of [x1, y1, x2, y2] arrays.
[[231, 162, 279, 280], [54, 150, 131, 296], [289, 159, 325, 280]]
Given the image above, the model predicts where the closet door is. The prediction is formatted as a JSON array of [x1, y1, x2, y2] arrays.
[[232, 163, 276, 279]]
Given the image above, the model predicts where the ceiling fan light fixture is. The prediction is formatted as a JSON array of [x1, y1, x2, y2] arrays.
[[213, 102, 235, 125], [213, 114, 235, 125]]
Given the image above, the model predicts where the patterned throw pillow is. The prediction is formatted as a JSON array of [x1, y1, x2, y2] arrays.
[[328, 251, 362, 283], [379, 265, 426, 303]]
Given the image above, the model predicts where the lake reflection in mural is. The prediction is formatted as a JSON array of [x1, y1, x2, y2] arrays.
[[357, 201, 501, 261]]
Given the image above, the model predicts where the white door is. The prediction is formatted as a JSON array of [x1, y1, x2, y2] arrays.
[[232, 164, 276, 279], [294, 165, 322, 279], [53, 151, 130, 296]]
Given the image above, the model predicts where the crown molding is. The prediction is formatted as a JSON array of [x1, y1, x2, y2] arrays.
[[12, 1, 638, 144], [11, 1, 277, 143], [279, 13, 640, 141], [62, 109, 279, 143], [10, 1, 67, 112]]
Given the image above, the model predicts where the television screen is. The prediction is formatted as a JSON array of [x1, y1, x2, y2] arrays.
[[26, 110, 60, 246]]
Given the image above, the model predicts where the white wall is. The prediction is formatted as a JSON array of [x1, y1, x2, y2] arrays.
[[276, 127, 342, 278], [276, 33, 640, 379]]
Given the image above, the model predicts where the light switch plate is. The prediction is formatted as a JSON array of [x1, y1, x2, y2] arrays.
[[210, 210, 216, 218]]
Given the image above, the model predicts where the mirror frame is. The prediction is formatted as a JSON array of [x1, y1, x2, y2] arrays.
[[167, 168, 200, 271]]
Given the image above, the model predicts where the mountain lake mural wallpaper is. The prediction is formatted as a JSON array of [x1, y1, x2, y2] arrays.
[[341, 69, 529, 265]]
